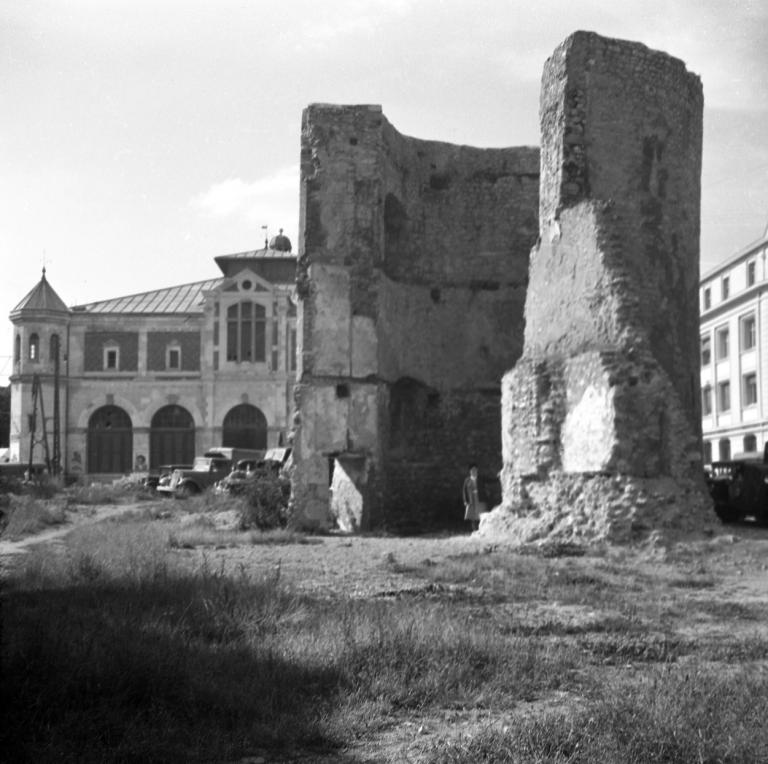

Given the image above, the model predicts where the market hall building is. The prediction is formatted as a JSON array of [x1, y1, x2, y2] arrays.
[[8, 236, 297, 477]]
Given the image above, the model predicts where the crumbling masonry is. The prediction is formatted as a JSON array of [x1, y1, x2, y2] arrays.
[[292, 31, 710, 539]]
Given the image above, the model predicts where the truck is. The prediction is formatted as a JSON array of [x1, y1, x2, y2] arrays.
[[706, 446, 768, 524], [157, 447, 264, 498]]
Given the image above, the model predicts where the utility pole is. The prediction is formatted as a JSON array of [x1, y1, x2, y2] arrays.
[[27, 374, 52, 477], [52, 334, 61, 476]]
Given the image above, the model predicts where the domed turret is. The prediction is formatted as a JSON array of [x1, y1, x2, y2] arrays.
[[268, 228, 292, 252]]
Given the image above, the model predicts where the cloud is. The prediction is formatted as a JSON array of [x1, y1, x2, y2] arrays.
[[192, 165, 299, 239]]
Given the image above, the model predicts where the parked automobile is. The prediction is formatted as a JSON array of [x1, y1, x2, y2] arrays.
[[143, 464, 191, 493], [706, 448, 768, 524], [213, 458, 260, 495], [214, 448, 292, 495], [157, 447, 264, 497]]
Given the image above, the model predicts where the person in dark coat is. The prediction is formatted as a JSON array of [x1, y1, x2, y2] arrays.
[[462, 463, 486, 531]]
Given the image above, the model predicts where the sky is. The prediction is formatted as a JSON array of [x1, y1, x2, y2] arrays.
[[2, 0, 767, 383]]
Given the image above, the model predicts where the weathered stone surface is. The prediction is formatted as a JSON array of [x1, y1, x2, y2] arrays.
[[291, 105, 539, 529], [482, 31, 710, 543]]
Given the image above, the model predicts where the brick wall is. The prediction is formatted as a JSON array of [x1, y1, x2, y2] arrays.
[[84, 331, 139, 372], [147, 331, 201, 371]]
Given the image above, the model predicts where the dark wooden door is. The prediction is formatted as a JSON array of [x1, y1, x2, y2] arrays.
[[222, 404, 267, 449], [87, 406, 133, 473], [150, 405, 195, 468]]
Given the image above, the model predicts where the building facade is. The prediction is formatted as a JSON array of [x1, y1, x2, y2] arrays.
[[700, 223, 768, 463], [8, 240, 297, 477]]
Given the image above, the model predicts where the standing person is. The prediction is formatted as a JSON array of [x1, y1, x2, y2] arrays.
[[463, 463, 485, 531]]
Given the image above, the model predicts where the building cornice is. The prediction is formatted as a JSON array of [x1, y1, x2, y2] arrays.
[[700, 284, 765, 324], [701, 232, 768, 283]]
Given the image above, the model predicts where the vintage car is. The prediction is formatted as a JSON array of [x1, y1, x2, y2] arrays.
[[706, 448, 768, 524], [157, 447, 263, 497], [214, 448, 292, 495], [143, 464, 192, 493], [213, 458, 260, 495]]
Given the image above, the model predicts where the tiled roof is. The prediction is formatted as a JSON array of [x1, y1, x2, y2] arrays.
[[11, 271, 69, 316], [72, 279, 224, 314]]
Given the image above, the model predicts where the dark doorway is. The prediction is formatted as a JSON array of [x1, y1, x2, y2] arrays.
[[87, 405, 132, 473], [150, 405, 195, 468], [222, 404, 267, 450]]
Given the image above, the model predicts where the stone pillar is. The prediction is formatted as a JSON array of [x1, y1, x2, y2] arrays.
[[290, 105, 385, 530], [481, 31, 710, 543]]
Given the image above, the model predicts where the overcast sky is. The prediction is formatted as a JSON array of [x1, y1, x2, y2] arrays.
[[3, 0, 767, 383]]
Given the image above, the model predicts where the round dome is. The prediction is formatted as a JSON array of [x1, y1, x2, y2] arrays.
[[268, 228, 292, 252]]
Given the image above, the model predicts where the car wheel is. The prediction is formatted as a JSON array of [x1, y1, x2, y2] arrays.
[[178, 482, 199, 498], [714, 500, 742, 524]]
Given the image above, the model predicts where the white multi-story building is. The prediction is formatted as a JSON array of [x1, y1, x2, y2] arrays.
[[700, 223, 768, 463]]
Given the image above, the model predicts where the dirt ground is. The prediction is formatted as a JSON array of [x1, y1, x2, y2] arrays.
[[4, 502, 768, 762]]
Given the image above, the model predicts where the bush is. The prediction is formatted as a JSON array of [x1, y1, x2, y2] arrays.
[[0, 494, 68, 539], [65, 480, 154, 506], [238, 469, 290, 531]]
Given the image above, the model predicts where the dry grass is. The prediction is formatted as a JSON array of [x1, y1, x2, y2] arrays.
[[3, 504, 768, 761], [0, 493, 68, 539]]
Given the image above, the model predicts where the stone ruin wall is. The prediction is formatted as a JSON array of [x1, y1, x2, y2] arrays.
[[480, 32, 710, 543], [293, 104, 538, 529]]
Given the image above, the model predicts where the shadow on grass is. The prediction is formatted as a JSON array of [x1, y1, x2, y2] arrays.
[[0, 574, 347, 762]]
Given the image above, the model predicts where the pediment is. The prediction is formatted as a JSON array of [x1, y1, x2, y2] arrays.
[[212, 269, 274, 296]]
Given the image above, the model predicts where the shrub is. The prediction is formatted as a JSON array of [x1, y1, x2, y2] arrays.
[[65, 480, 154, 506], [0, 494, 68, 539], [238, 469, 290, 531]]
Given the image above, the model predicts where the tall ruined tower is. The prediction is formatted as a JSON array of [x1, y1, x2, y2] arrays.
[[482, 32, 709, 542], [292, 105, 539, 530]]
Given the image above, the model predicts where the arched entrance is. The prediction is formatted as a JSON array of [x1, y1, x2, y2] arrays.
[[222, 404, 267, 450], [87, 405, 133, 473], [150, 405, 195, 468]]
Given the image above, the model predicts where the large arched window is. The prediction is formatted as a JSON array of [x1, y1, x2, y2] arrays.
[[744, 434, 757, 453], [718, 438, 731, 461], [28, 333, 39, 362], [222, 404, 267, 449], [87, 405, 133, 473], [226, 301, 266, 363], [150, 405, 195, 468]]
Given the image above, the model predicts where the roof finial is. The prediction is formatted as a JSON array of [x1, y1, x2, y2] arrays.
[[42, 265, 47, 280]]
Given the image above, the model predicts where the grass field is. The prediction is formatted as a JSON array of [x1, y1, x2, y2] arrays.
[[2, 495, 768, 762]]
